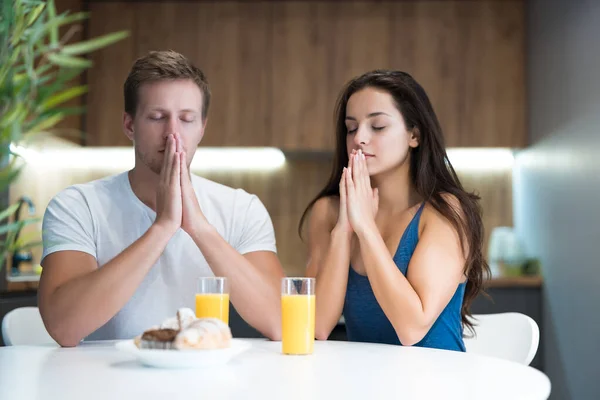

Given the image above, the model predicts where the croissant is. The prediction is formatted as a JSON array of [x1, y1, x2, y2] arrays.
[[174, 318, 232, 350]]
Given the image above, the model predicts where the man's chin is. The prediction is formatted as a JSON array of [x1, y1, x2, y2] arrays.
[[141, 160, 163, 176]]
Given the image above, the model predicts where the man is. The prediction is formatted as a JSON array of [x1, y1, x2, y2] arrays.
[[38, 50, 284, 346]]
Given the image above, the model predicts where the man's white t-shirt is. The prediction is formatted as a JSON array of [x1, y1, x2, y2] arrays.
[[41, 172, 277, 341]]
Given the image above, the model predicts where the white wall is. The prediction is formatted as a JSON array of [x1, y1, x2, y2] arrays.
[[515, 0, 600, 398]]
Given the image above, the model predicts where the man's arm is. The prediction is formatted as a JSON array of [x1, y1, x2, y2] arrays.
[[39, 134, 183, 347], [188, 227, 284, 340], [39, 225, 175, 347]]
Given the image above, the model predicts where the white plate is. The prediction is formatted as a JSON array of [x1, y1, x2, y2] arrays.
[[115, 339, 252, 369]]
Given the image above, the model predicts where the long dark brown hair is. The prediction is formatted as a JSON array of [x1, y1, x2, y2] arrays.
[[299, 70, 490, 334]]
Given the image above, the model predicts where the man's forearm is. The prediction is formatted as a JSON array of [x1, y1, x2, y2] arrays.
[[189, 225, 283, 340], [43, 224, 174, 346]]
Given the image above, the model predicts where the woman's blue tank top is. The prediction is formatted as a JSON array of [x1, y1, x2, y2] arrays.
[[343, 203, 466, 351]]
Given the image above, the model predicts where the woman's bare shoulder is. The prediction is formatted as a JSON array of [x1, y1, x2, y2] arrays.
[[308, 196, 339, 233], [422, 193, 464, 221]]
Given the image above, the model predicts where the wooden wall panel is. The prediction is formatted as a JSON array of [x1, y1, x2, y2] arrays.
[[84, 1, 525, 149], [197, 2, 273, 147], [387, 1, 525, 147], [50, 0, 85, 143], [271, 3, 331, 150], [459, 1, 525, 148], [85, 2, 135, 146]]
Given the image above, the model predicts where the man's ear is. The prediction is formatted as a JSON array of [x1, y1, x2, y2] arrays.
[[198, 117, 208, 144], [123, 112, 135, 141]]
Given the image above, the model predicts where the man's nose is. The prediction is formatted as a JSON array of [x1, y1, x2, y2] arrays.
[[163, 116, 179, 138]]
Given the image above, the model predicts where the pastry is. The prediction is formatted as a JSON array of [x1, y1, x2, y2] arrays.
[[174, 318, 232, 350], [134, 309, 232, 351], [158, 307, 196, 330], [138, 328, 178, 349]]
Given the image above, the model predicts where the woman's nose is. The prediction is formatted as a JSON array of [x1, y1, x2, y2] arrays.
[[354, 126, 369, 146]]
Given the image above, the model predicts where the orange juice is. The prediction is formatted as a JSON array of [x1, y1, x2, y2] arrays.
[[281, 294, 315, 355], [195, 293, 230, 324]]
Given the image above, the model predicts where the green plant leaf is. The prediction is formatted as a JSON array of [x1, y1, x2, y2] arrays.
[[10, 2, 27, 46], [25, 112, 65, 135], [54, 65, 86, 84], [31, 12, 90, 45], [40, 85, 87, 111], [0, 46, 21, 84], [34, 62, 53, 77], [12, 71, 27, 86], [25, 3, 45, 28], [0, 203, 20, 222], [0, 220, 27, 236], [54, 106, 86, 116], [34, 71, 54, 87], [0, 163, 23, 193], [47, 53, 92, 69], [61, 30, 129, 55], [0, 1, 14, 32], [47, 0, 58, 46], [0, 104, 27, 128], [14, 239, 43, 251], [23, 109, 61, 132], [0, 0, 128, 272]]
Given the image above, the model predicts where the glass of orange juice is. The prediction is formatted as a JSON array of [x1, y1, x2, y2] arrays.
[[195, 277, 229, 325], [281, 277, 315, 355]]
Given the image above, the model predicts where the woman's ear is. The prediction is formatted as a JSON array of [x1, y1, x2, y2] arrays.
[[409, 128, 420, 148]]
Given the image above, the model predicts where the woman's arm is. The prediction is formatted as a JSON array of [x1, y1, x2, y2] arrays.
[[306, 196, 354, 340], [306, 172, 357, 340], [357, 202, 466, 345]]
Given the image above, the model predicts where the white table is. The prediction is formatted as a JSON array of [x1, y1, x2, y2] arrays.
[[0, 339, 550, 400]]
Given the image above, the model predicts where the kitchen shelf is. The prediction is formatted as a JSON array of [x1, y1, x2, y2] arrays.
[[486, 275, 543, 288]]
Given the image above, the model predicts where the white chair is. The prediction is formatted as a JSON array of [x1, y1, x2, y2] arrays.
[[464, 312, 539, 365], [2, 306, 57, 346]]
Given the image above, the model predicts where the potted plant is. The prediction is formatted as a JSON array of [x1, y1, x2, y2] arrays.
[[0, 0, 128, 273]]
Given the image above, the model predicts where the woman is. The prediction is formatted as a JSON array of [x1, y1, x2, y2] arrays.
[[300, 70, 489, 351]]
